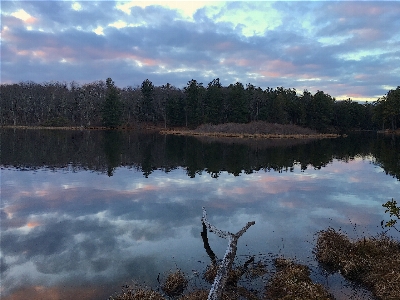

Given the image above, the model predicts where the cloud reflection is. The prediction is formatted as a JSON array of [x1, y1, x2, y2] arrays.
[[1, 158, 399, 299]]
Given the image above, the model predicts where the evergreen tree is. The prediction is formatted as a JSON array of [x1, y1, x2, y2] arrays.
[[384, 87, 400, 130], [270, 89, 288, 124], [307, 90, 335, 132], [205, 78, 223, 124], [227, 82, 249, 123], [166, 86, 185, 127], [184, 79, 204, 127], [140, 79, 155, 123], [102, 78, 122, 128]]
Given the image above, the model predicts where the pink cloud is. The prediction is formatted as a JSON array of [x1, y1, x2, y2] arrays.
[[284, 45, 310, 57], [26, 221, 41, 228], [258, 59, 299, 78], [354, 74, 367, 80], [346, 93, 365, 98], [268, 59, 296, 71], [137, 184, 159, 191], [351, 28, 381, 42], [332, 3, 385, 17], [259, 71, 281, 78], [349, 176, 361, 183], [230, 187, 247, 194], [24, 17, 37, 25], [3, 285, 107, 300], [303, 64, 320, 70], [214, 41, 233, 51], [279, 201, 296, 209]]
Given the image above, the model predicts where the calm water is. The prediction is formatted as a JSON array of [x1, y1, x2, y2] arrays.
[[1, 129, 400, 300]]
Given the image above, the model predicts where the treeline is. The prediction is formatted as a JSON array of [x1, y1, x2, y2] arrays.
[[1, 78, 399, 132]]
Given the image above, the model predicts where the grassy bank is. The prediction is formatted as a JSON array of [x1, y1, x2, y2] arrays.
[[160, 122, 341, 139], [315, 228, 400, 300]]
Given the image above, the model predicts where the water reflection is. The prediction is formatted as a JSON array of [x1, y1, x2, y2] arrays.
[[1, 157, 399, 299], [1, 129, 399, 181], [103, 131, 123, 177]]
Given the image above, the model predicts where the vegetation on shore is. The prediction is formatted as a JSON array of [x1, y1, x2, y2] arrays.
[[315, 228, 400, 300], [109, 257, 333, 300], [160, 121, 341, 139], [382, 199, 400, 232], [1, 78, 399, 133]]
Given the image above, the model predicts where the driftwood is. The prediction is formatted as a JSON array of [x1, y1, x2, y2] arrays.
[[201, 207, 255, 300]]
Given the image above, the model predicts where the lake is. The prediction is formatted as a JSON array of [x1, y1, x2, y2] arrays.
[[1, 129, 399, 300]]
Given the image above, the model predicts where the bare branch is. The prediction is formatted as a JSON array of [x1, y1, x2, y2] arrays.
[[201, 207, 255, 300]]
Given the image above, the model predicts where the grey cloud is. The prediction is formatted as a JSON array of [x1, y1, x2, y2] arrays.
[[1, 1, 399, 99], [0, 256, 9, 274], [21, 1, 118, 30], [314, 2, 400, 47], [129, 5, 181, 26]]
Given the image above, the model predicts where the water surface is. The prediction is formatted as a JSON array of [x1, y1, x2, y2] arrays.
[[1, 130, 399, 299]]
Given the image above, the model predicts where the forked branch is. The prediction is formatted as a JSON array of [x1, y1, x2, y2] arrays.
[[201, 207, 255, 300]]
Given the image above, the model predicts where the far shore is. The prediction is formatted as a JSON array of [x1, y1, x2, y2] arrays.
[[159, 129, 341, 139], [377, 129, 400, 135], [0, 125, 159, 131], [1, 124, 343, 139], [161, 122, 344, 139]]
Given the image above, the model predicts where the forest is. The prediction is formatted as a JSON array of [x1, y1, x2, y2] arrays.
[[1, 78, 399, 133]]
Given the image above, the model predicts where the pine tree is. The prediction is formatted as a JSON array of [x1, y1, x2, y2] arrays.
[[102, 78, 122, 128]]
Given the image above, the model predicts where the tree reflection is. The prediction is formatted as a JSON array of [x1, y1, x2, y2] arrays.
[[1, 129, 399, 181], [103, 131, 122, 176]]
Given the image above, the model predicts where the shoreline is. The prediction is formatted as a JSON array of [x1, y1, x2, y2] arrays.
[[377, 129, 400, 135], [1, 125, 342, 139], [160, 129, 342, 139], [0, 125, 159, 131]]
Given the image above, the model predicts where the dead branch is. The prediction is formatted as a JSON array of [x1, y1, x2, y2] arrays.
[[201, 207, 255, 300]]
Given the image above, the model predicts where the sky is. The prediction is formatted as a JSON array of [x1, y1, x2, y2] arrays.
[[1, 1, 400, 101]]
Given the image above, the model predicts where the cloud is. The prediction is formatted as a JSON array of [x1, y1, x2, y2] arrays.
[[1, 156, 400, 299], [1, 1, 399, 100]]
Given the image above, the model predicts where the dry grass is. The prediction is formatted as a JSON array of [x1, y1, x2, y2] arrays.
[[202, 263, 261, 299], [161, 270, 188, 297], [194, 122, 318, 135], [248, 260, 268, 278], [108, 286, 164, 300], [264, 258, 334, 300], [377, 129, 400, 135], [177, 289, 254, 300], [178, 289, 209, 300], [203, 264, 218, 284], [203, 264, 241, 284], [160, 121, 340, 139], [315, 228, 400, 300]]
